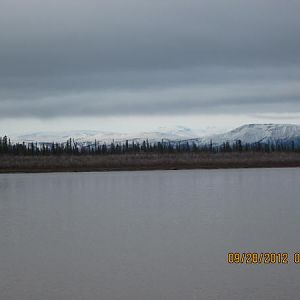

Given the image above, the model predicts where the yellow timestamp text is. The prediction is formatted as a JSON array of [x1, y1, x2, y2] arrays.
[[227, 252, 300, 264]]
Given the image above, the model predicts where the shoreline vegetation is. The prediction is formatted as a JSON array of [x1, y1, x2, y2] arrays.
[[1, 135, 300, 173], [1, 152, 300, 173]]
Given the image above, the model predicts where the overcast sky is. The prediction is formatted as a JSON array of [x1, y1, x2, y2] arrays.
[[1, 0, 300, 134]]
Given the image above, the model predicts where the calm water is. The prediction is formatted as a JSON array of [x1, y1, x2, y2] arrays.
[[0, 168, 300, 300]]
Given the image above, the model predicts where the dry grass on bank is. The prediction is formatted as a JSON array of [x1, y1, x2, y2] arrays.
[[0, 152, 300, 173]]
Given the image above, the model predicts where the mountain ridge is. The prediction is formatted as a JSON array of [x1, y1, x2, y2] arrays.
[[200, 123, 300, 146], [10, 123, 300, 146]]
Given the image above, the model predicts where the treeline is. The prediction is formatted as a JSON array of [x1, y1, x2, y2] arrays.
[[0, 135, 299, 156]]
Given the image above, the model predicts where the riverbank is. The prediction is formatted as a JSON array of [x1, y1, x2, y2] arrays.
[[0, 152, 300, 173]]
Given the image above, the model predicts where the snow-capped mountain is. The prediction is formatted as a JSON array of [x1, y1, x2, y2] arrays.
[[11, 124, 300, 146], [12, 126, 198, 144], [201, 124, 300, 146]]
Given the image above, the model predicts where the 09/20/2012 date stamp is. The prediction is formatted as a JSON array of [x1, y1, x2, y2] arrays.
[[227, 252, 300, 264]]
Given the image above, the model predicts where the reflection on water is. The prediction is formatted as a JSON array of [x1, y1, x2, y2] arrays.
[[0, 168, 300, 299]]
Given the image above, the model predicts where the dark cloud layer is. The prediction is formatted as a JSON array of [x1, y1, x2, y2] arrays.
[[1, 0, 300, 118]]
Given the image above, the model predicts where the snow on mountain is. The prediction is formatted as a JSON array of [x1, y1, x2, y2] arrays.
[[11, 124, 300, 146], [201, 124, 300, 146], [13, 126, 198, 144]]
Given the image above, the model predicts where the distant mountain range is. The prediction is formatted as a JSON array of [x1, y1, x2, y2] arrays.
[[13, 126, 200, 144], [12, 124, 300, 146], [200, 124, 300, 146]]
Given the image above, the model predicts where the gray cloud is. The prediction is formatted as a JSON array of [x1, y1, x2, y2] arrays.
[[0, 0, 300, 118], [1, 79, 299, 118]]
